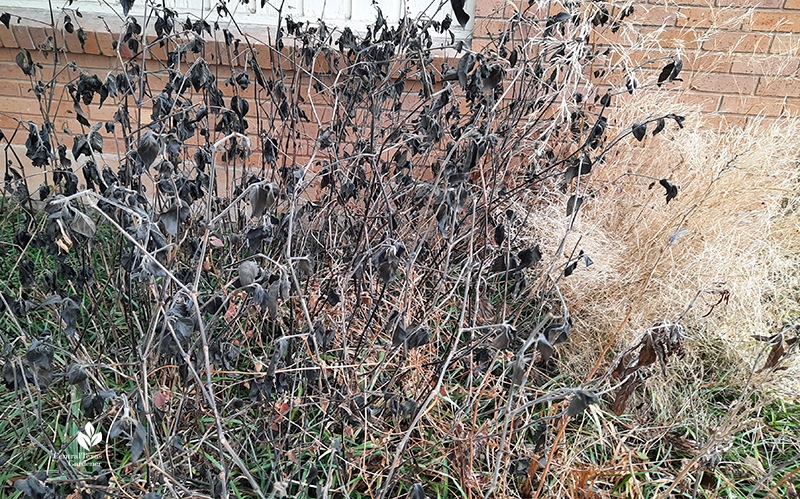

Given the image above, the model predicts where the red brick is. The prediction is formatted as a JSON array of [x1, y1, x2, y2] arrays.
[[681, 49, 732, 71], [745, 116, 783, 127], [145, 35, 168, 62], [63, 29, 85, 55], [676, 7, 746, 29], [671, 0, 714, 6], [28, 27, 50, 50], [730, 55, 800, 75], [719, 94, 800, 115], [680, 91, 722, 111], [95, 31, 116, 58], [689, 73, 759, 93], [12, 25, 34, 50], [87, 103, 119, 122], [702, 113, 748, 129], [0, 80, 22, 97], [633, 5, 679, 27], [0, 26, 18, 49], [755, 76, 800, 96], [770, 33, 800, 54], [592, 27, 644, 46], [0, 96, 43, 115], [701, 31, 772, 52], [63, 52, 111, 72], [472, 19, 510, 38], [79, 29, 101, 55], [0, 61, 29, 80], [724, 0, 783, 7], [470, 37, 492, 53], [746, 11, 800, 32], [639, 27, 704, 48], [604, 48, 671, 69], [475, 0, 509, 18]]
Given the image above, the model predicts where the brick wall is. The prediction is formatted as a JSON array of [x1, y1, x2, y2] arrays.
[[472, 0, 800, 128], [0, 0, 798, 157]]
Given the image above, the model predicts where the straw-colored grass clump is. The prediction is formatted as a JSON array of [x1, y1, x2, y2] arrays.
[[556, 93, 800, 398]]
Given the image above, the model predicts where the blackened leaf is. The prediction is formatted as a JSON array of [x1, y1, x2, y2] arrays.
[[508, 48, 518, 68], [657, 62, 675, 87], [494, 223, 505, 245], [652, 117, 666, 136], [137, 132, 159, 167], [77, 28, 87, 50], [550, 11, 572, 23], [391, 322, 407, 347], [450, 0, 470, 27], [326, 288, 340, 306], [250, 183, 276, 218], [72, 134, 91, 160], [19, 259, 34, 287], [38, 295, 63, 308], [249, 58, 267, 89], [563, 261, 578, 277], [399, 399, 417, 417], [600, 92, 611, 107], [3, 359, 31, 390], [536, 334, 554, 363], [517, 246, 541, 269], [496, 253, 518, 273], [406, 324, 430, 350], [15, 475, 54, 498], [482, 64, 505, 92], [410, 483, 426, 499], [75, 103, 91, 127], [230, 95, 249, 117], [566, 195, 583, 217], [512, 355, 527, 386], [71, 209, 96, 238], [457, 52, 475, 89], [62, 296, 80, 337], [307, 462, 319, 486], [81, 393, 105, 418], [238, 260, 259, 287], [626, 75, 638, 94], [671, 56, 683, 82], [89, 122, 103, 152], [668, 113, 686, 128], [567, 390, 598, 417], [0, 13, 10, 28], [632, 122, 647, 141], [26, 336, 54, 372], [160, 198, 189, 236], [66, 363, 88, 385], [121, 0, 134, 16], [659, 179, 678, 204], [131, 419, 146, 462], [16, 48, 35, 76], [267, 338, 288, 377], [492, 330, 511, 350]]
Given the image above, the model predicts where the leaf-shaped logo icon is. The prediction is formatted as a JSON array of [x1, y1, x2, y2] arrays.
[[76, 423, 102, 450], [90, 430, 103, 447], [76, 431, 91, 450]]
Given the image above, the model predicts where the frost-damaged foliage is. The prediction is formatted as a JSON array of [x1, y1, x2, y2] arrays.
[[0, 1, 706, 498]]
